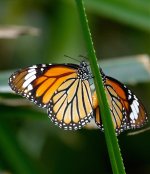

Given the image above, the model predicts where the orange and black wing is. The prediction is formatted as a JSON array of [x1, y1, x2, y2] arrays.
[[9, 63, 93, 130], [9, 64, 80, 108], [93, 73, 148, 135]]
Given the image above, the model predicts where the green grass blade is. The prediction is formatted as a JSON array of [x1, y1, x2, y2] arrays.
[[75, 0, 126, 173]]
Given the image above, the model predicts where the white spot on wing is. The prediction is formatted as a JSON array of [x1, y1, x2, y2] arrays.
[[128, 95, 131, 99], [25, 70, 36, 80], [27, 84, 33, 91], [134, 99, 139, 106], [133, 101, 139, 113], [22, 75, 36, 88], [28, 68, 36, 73], [130, 99, 140, 120], [131, 104, 138, 119], [24, 89, 28, 93], [130, 112, 134, 120], [134, 95, 138, 100], [31, 65, 37, 68]]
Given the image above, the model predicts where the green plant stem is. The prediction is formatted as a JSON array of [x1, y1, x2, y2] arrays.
[[75, 0, 126, 173]]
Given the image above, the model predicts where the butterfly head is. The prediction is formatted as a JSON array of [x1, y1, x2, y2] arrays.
[[78, 61, 92, 80]]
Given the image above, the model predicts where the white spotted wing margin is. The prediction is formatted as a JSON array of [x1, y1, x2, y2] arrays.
[[9, 64, 54, 108], [94, 72, 148, 136], [47, 78, 93, 130], [124, 87, 148, 129], [106, 76, 148, 134]]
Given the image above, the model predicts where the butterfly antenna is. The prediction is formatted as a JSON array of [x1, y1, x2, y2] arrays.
[[78, 54, 88, 61], [64, 55, 80, 63], [78, 55, 92, 68]]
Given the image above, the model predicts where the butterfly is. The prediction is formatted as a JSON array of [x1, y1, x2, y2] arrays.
[[9, 62, 148, 134], [93, 68, 148, 134], [9, 62, 93, 130]]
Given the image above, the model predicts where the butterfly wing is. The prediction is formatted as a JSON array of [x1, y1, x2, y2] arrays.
[[9, 64, 79, 108], [48, 78, 93, 130], [93, 75, 148, 135], [9, 63, 93, 130]]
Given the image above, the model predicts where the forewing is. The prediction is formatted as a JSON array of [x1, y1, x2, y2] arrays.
[[9, 64, 78, 108]]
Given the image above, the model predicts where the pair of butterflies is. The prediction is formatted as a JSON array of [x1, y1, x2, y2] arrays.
[[9, 61, 148, 135]]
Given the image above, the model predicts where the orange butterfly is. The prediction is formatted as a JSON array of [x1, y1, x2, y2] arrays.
[[9, 62, 148, 134]]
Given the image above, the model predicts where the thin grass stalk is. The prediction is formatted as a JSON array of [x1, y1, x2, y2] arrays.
[[75, 0, 126, 173]]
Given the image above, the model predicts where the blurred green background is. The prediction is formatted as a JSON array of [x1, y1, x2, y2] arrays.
[[0, 0, 150, 174]]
